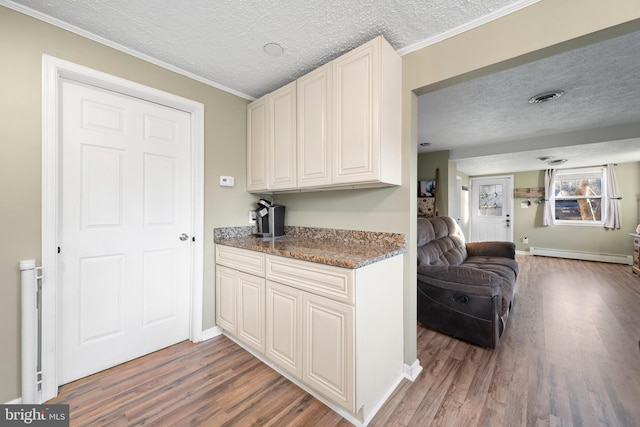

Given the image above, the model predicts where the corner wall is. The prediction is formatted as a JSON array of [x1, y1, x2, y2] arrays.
[[512, 162, 640, 255], [403, 0, 640, 369], [0, 6, 253, 402]]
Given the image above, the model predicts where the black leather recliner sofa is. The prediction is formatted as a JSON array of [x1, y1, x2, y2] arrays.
[[417, 216, 519, 348]]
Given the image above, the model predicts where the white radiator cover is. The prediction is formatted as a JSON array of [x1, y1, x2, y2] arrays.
[[529, 247, 632, 265]]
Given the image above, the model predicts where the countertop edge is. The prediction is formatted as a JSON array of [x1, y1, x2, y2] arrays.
[[213, 226, 407, 269], [215, 239, 406, 269]]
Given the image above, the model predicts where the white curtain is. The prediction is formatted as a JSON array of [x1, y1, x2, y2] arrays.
[[543, 169, 556, 226], [604, 164, 622, 229]]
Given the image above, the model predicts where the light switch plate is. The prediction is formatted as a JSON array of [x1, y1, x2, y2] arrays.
[[219, 176, 235, 187]]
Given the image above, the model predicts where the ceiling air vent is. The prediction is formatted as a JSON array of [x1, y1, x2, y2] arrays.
[[546, 159, 568, 165], [528, 90, 565, 104]]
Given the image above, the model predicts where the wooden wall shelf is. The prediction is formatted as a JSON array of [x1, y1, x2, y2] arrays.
[[514, 187, 544, 199]]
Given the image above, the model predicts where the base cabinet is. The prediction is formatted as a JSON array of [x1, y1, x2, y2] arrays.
[[266, 281, 303, 379], [215, 265, 266, 354], [215, 245, 403, 424], [237, 273, 266, 354], [215, 265, 237, 335], [303, 292, 354, 411]]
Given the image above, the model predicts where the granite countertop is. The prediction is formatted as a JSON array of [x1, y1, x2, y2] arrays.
[[214, 226, 407, 269]]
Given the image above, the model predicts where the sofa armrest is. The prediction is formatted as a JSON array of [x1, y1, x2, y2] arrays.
[[466, 241, 516, 259], [417, 265, 501, 298]]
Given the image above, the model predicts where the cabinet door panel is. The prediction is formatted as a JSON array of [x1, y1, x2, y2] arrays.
[[247, 97, 269, 191], [298, 64, 332, 187], [215, 265, 237, 335], [333, 40, 378, 184], [303, 293, 354, 411], [266, 281, 302, 378], [237, 272, 266, 354], [269, 82, 297, 190]]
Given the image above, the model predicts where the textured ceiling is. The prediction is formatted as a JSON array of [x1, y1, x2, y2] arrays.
[[4, 0, 639, 176], [418, 29, 640, 175], [6, 0, 531, 99]]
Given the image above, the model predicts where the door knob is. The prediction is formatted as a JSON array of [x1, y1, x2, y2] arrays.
[[179, 233, 189, 241]]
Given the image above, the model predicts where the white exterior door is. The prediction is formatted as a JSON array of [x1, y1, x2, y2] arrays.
[[59, 80, 192, 384], [470, 176, 514, 242]]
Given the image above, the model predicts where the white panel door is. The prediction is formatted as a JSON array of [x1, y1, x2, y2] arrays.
[[470, 176, 514, 243], [59, 80, 192, 384]]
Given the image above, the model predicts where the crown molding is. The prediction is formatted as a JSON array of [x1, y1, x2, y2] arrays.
[[1, 0, 255, 100], [398, 0, 541, 55]]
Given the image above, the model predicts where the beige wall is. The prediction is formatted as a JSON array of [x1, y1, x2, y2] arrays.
[[512, 162, 640, 254], [423, 157, 640, 256], [0, 6, 254, 402], [403, 0, 640, 367], [3, 0, 640, 404]]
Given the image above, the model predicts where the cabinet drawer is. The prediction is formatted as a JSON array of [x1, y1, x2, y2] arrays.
[[216, 245, 266, 277], [266, 255, 354, 303]]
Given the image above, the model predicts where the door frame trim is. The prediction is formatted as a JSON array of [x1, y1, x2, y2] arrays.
[[41, 55, 205, 402]]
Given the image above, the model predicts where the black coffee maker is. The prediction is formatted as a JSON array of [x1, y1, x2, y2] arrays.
[[255, 199, 285, 237]]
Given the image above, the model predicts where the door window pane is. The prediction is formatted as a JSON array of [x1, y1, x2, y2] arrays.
[[479, 184, 503, 216]]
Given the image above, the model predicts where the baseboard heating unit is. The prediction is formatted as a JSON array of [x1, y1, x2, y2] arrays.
[[529, 247, 632, 265]]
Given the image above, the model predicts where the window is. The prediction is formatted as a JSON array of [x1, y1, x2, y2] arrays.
[[552, 167, 606, 225]]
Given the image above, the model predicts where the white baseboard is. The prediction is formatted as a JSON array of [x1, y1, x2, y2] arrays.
[[403, 359, 422, 381], [530, 247, 632, 265], [515, 249, 530, 256], [200, 326, 223, 341], [362, 373, 404, 426], [4, 398, 21, 404]]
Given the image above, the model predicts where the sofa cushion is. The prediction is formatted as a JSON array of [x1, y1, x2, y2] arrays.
[[417, 265, 500, 297], [417, 217, 467, 266], [466, 241, 516, 259], [463, 256, 518, 315]]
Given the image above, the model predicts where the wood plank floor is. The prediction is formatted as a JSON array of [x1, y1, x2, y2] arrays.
[[48, 255, 640, 426]]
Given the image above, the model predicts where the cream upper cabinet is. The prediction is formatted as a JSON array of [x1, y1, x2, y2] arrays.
[[269, 82, 297, 190], [246, 96, 269, 192], [297, 63, 332, 188], [247, 36, 401, 193], [247, 81, 297, 192], [332, 36, 401, 186]]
